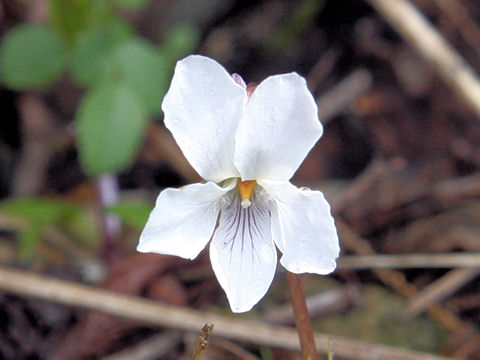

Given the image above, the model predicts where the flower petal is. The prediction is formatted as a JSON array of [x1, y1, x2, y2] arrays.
[[162, 55, 246, 182], [259, 180, 339, 274], [234, 73, 322, 181], [138, 180, 235, 259], [210, 191, 277, 312]]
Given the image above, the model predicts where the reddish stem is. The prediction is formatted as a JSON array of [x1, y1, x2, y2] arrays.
[[286, 271, 318, 360]]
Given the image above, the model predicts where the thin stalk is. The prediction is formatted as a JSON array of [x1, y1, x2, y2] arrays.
[[286, 271, 318, 360], [96, 173, 121, 266]]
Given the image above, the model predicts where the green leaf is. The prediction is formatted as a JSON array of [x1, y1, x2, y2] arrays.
[[108, 18, 136, 43], [0, 197, 79, 224], [49, 0, 115, 45], [0, 25, 65, 90], [76, 83, 147, 175], [110, 39, 168, 114], [18, 223, 42, 259], [161, 23, 199, 64], [105, 201, 153, 229], [71, 30, 111, 87], [49, 0, 93, 44], [71, 20, 134, 87], [0, 197, 80, 259], [112, 0, 150, 10]]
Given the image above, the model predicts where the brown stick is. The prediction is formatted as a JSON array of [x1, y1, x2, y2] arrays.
[[432, 0, 480, 60], [366, 0, 480, 119], [338, 253, 480, 269], [286, 271, 318, 360], [0, 266, 452, 360], [316, 69, 373, 124], [404, 268, 480, 318], [337, 220, 475, 335]]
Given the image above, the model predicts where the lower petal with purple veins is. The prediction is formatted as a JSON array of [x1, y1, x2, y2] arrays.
[[210, 190, 277, 313]]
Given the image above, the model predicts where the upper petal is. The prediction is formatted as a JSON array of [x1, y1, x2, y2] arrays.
[[259, 180, 339, 274], [210, 191, 277, 312], [138, 180, 235, 259], [162, 55, 246, 182], [234, 73, 322, 181]]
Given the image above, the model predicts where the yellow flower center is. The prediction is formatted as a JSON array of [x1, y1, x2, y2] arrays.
[[237, 180, 256, 208]]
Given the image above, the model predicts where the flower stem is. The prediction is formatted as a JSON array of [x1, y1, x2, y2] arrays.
[[286, 271, 318, 360]]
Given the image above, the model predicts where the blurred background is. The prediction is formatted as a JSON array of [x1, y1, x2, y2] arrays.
[[1, 0, 480, 359]]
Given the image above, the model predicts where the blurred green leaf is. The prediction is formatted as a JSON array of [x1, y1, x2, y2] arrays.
[[18, 224, 42, 259], [108, 18, 136, 43], [76, 83, 147, 175], [49, 0, 93, 44], [62, 208, 100, 249], [106, 201, 153, 229], [0, 197, 80, 259], [49, 0, 114, 45], [0, 197, 79, 224], [110, 39, 168, 114], [71, 20, 134, 87], [161, 23, 199, 64], [112, 0, 150, 10], [71, 30, 111, 87], [0, 25, 65, 90]]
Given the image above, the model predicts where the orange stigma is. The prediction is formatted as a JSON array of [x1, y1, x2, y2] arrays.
[[238, 180, 256, 208]]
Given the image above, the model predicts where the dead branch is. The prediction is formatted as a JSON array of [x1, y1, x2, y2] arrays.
[[102, 331, 182, 360], [263, 285, 360, 324], [432, 0, 480, 60], [12, 95, 58, 196], [366, 0, 480, 119], [338, 220, 475, 334], [0, 266, 452, 360], [338, 253, 480, 269], [404, 268, 480, 318], [316, 69, 373, 124]]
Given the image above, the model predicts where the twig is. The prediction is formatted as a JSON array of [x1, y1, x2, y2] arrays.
[[404, 268, 480, 318], [316, 69, 373, 124], [432, 172, 480, 205], [0, 214, 103, 281], [432, 0, 480, 61], [209, 337, 262, 360], [337, 220, 475, 335], [263, 285, 360, 324], [147, 123, 201, 183], [12, 95, 57, 196], [0, 266, 452, 360], [307, 48, 341, 91], [102, 331, 182, 360], [366, 0, 480, 119], [338, 253, 480, 269], [333, 159, 391, 213]]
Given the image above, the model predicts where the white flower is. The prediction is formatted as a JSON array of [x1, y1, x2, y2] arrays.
[[138, 55, 340, 313]]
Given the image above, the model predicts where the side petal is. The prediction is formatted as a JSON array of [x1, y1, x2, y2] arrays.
[[234, 73, 322, 181], [138, 181, 235, 260], [259, 180, 339, 274], [210, 192, 277, 312], [162, 55, 246, 182]]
